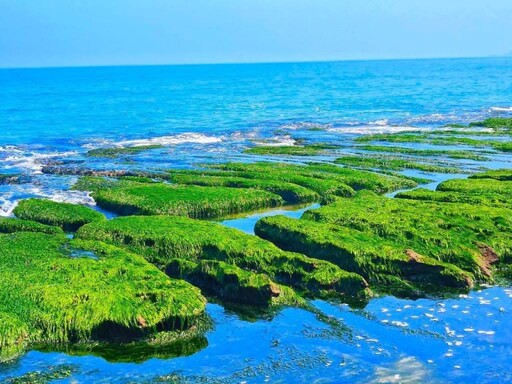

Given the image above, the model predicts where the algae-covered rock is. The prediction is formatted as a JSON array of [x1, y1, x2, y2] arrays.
[[397, 175, 512, 211], [255, 215, 473, 293], [0, 217, 64, 235], [14, 199, 106, 231], [253, 189, 512, 295], [86, 145, 164, 158], [334, 155, 463, 174], [166, 258, 304, 307], [73, 162, 415, 219], [208, 162, 416, 196], [167, 171, 319, 204], [74, 178, 284, 219], [243, 143, 340, 156], [0, 232, 206, 361], [469, 117, 512, 129], [357, 145, 489, 161], [470, 169, 512, 181], [300, 191, 510, 278], [76, 216, 370, 303]]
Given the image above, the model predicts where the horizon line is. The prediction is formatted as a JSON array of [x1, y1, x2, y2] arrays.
[[0, 54, 509, 71]]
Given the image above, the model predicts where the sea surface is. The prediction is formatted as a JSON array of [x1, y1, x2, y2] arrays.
[[1, 57, 512, 383]]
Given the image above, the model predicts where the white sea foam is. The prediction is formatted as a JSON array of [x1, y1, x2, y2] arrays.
[[2, 149, 77, 174], [279, 122, 333, 130], [93, 133, 223, 149], [0, 194, 18, 217], [327, 126, 426, 135], [368, 119, 389, 126], [252, 136, 297, 147], [490, 106, 512, 113]]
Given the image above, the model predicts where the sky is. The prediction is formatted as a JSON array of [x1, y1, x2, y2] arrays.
[[1, 0, 512, 68]]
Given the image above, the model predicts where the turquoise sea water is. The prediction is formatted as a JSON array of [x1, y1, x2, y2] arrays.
[[1, 57, 512, 383]]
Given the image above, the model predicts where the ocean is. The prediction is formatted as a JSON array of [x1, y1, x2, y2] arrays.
[[0, 57, 511, 383]]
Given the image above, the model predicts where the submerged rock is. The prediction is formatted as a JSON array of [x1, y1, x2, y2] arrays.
[[41, 165, 145, 177], [0, 174, 31, 185], [0, 232, 206, 361]]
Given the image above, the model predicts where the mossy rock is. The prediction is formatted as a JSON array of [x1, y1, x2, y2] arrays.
[[86, 145, 164, 158], [334, 155, 463, 173], [166, 258, 305, 307], [208, 162, 416, 196], [397, 171, 512, 210], [469, 117, 512, 129], [253, 189, 512, 295], [255, 215, 473, 294], [76, 216, 370, 303], [357, 145, 488, 161], [0, 232, 206, 361], [167, 171, 320, 204], [470, 169, 512, 181], [74, 162, 415, 219], [0, 217, 64, 235], [243, 143, 340, 156], [355, 131, 512, 152], [74, 178, 284, 219], [302, 191, 511, 277], [14, 199, 106, 231]]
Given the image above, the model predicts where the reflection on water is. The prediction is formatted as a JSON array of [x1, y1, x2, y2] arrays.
[[1, 287, 510, 383]]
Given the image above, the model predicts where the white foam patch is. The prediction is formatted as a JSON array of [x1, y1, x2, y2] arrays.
[[490, 106, 512, 113], [1, 189, 96, 218], [368, 119, 389, 126], [86, 133, 222, 149], [279, 122, 333, 130], [0, 194, 18, 217], [327, 126, 426, 135], [2, 150, 77, 174], [252, 136, 297, 147]]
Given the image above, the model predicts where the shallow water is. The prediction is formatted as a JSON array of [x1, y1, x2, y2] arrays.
[[1, 58, 512, 382], [1, 286, 510, 383]]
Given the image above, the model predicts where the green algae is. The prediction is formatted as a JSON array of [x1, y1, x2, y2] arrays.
[[208, 162, 416, 196], [334, 155, 463, 174], [253, 189, 512, 296], [470, 169, 512, 181], [243, 143, 340, 156], [0, 232, 206, 361], [13, 199, 106, 231], [74, 178, 284, 219], [255, 215, 473, 296], [301, 191, 510, 276], [86, 145, 164, 158], [397, 181, 512, 210], [167, 171, 319, 204], [420, 177, 512, 210], [167, 258, 306, 307], [73, 162, 414, 219], [0, 217, 63, 235], [357, 145, 489, 161], [469, 117, 512, 129], [355, 132, 512, 152], [76, 215, 370, 303]]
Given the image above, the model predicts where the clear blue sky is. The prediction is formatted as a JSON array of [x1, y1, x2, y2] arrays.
[[1, 0, 511, 68]]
